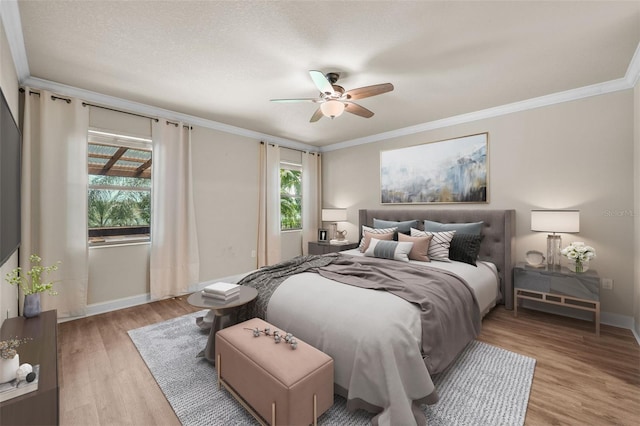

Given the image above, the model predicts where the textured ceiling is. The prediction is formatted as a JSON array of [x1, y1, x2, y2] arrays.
[[15, 0, 640, 147]]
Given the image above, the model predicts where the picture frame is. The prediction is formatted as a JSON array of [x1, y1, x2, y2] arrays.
[[380, 133, 488, 204], [318, 228, 328, 243]]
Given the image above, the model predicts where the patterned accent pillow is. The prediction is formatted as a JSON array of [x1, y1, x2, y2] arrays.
[[449, 233, 484, 266], [398, 233, 432, 262], [364, 238, 414, 262], [358, 226, 397, 252], [410, 228, 456, 261]]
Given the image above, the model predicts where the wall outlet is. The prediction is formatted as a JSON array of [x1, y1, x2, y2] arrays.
[[601, 278, 613, 290], [251, 250, 256, 258]]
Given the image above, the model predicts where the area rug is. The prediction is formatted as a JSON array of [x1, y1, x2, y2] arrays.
[[129, 311, 536, 426]]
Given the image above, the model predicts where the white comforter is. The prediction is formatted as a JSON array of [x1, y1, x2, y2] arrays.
[[265, 256, 499, 426]]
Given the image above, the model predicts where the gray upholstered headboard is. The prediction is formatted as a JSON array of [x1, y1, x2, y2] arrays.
[[359, 209, 516, 309]]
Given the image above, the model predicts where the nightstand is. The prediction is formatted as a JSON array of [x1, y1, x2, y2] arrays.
[[187, 286, 258, 364], [308, 241, 359, 255], [514, 263, 600, 335]]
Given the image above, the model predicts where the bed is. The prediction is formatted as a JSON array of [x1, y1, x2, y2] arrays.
[[237, 208, 515, 426]]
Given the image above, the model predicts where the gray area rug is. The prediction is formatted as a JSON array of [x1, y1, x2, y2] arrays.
[[129, 311, 536, 426]]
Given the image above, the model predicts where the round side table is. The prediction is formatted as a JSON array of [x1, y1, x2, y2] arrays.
[[187, 286, 258, 363]]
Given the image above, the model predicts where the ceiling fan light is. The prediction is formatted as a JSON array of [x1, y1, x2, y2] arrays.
[[320, 100, 345, 119]]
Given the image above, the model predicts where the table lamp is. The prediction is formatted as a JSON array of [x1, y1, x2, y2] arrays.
[[322, 208, 347, 241], [531, 210, 580, 269]]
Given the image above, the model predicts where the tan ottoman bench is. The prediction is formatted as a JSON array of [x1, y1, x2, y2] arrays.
[[215, 317, 334, 426]]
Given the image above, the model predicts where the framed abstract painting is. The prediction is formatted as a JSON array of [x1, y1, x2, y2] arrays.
[[380, 133, 488, 204]]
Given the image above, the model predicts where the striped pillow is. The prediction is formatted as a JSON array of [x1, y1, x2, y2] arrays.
[[364, 238, 414, 262], [358, 226, 397, 252], [410, 228, 456, 261]]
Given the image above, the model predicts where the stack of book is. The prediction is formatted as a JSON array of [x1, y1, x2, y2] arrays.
[[201, 282, 241, 302]]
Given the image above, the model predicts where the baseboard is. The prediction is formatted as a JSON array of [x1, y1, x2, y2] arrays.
[[79, 294, 151, 321], [521, 300, 639, 344], [59, 273, 254, 322]]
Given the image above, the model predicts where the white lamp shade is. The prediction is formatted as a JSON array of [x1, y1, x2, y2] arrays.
[[531, 210, 580, 233], [322, 208, 347, 222], [320, 100, 345, 118]]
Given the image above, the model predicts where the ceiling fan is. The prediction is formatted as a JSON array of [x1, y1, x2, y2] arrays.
[[271, 70, 394, 122]]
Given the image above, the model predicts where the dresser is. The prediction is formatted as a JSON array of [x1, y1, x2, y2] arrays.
[[0, 310, 59, 425]]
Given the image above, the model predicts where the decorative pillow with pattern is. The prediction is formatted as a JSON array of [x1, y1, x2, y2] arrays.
[[449, 233, 484, 266], [398, 233, 432, 262], [358, 226, 397, 252], [410, 228, 456, 261], [364, 238, 414, 262]]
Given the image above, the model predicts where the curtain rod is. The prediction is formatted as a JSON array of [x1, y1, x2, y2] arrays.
[[21, 88, 191, 129], [82, 101, 159, 122], [260, 141, 320, 155]]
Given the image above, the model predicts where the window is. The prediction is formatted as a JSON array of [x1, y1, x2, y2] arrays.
[[280, 163, 302, 231], [87, 130, 152, 245]]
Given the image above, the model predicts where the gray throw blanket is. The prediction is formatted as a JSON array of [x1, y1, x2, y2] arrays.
[[237, 253, 481, 375]]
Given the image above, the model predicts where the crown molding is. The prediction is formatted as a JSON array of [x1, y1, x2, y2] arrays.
[[22, 76, 317, 152], [320, 76, 632, 152], [0, 0, 29, 82]]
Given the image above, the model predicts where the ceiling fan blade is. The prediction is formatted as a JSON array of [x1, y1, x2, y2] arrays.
[[270, 98, 318, 103], [344, 102, 374, 118], [310, 108, 324, 122], [344, 83, 394, 100], [309, 70, 335, 96]]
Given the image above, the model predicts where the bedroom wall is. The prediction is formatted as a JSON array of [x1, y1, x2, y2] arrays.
[[88, 122, 274, 308], [0, 19, 20, 325], [322, 90, 635, 321]]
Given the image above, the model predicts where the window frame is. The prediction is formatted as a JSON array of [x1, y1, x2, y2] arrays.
[[87, 129, 153, 246]]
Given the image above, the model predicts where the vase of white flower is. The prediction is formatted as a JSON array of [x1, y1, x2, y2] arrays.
[[561, 242, 596, 273]]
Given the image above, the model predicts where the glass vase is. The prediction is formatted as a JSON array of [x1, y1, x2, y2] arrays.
[[23, 293, 41, 318], [568, 259, 589, 273]]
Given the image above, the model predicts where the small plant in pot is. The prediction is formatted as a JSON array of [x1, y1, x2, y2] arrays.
[[5, 254, 61, 318], [0, 337, 30, 383]]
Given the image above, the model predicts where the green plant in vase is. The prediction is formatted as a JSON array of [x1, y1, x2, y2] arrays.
[[5, 254, 61, 317]]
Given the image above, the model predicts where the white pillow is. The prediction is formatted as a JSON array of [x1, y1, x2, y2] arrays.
[[410, 228, 456, 261], [358, 225, 398, 251], [364, 238, 414, 262]]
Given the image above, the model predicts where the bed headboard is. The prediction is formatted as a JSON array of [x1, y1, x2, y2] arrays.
[[358, 209, 516, 309]]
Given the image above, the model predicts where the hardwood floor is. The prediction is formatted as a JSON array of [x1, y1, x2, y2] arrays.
[[58, 299, 639, 426]]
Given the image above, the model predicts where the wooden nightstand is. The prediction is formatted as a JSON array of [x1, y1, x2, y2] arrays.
[[308, 241, 359, 255], [514, 263, 600, 335]]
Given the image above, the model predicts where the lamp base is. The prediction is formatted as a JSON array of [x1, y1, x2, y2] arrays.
[[546, 234, 562, 270]]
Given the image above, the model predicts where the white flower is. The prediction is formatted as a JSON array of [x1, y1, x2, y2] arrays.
[[561, 242, 596, 263]]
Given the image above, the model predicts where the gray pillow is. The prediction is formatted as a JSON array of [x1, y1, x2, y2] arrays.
[[374, 218, 418, 235], [424, 220, 483, 235], [364, 238, 413, 262]]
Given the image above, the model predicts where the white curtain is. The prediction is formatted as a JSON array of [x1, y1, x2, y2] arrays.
[[21, 89, 89, 318], [257, 142, 281, 267], [150, 120, 200, 299], [301, 152, 321, 255]]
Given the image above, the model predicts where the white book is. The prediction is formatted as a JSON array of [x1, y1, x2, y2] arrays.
[[201, 291, 239, 301], [203, 282, 240, 295], [0, 365, 39, 403]]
